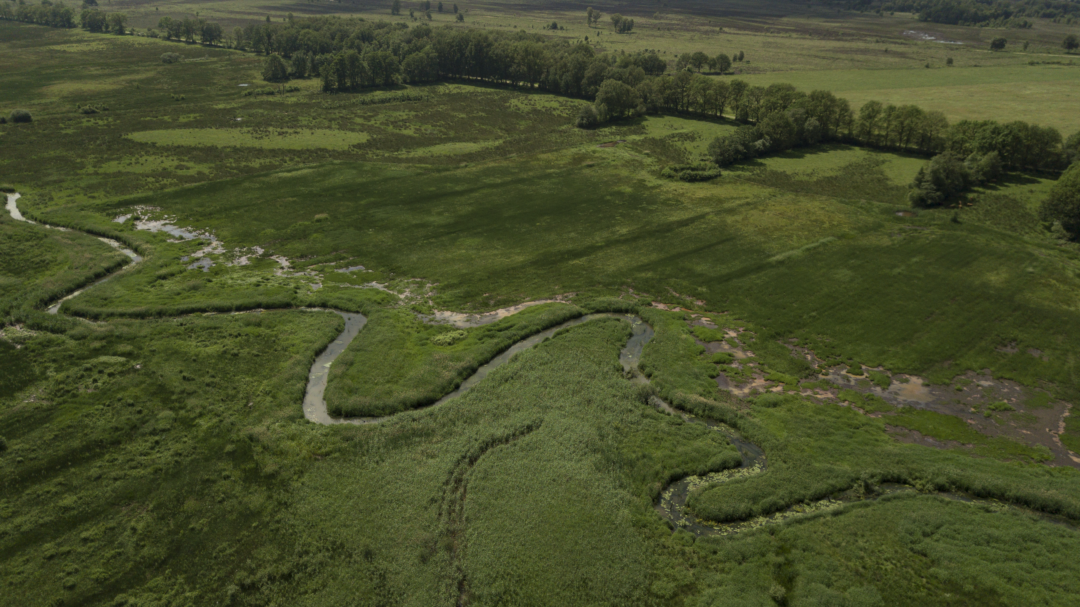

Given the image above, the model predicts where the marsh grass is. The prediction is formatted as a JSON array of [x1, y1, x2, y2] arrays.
[[325, 303, 585, 416]]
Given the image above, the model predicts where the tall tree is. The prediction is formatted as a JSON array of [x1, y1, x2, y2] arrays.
[[714, 53, 731, 74], [1040, 163, 1080, 237], [262, 53, 289, 82]]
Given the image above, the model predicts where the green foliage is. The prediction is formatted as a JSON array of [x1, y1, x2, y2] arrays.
[[325, 303, 585, 416], [710, 352, 735, 365], [1040, 163, 1080, 238], [909, 153, 971, 207], [838, 388, 895, 414], [261, 53, 289, 83], [9, 109, 32, 123], [160, 52, 181, 64], [575, 103, 599, 129], [660, 162, 721, 182], [610, 13, 634, 34], [867, 370, 891, 389]]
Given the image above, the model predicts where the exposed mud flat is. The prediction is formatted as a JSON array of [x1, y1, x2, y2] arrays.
[[423, 299, 564, 328], [684, 314, 1080, 468]]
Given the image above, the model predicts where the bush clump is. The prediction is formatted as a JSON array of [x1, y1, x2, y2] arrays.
[[430, 330, 467, 346], [161, 52, 182, 64], [660, 162, 722, 182], [575, 105, 599, 129], [9, 109, 32, 124]]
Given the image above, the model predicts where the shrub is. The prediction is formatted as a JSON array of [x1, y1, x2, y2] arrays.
[[431, 330, 467, 346], [1040, 163, 1080, 239], [909, 153, 971, 207], [0, 116, 6, 125], [574, 105, 599, 129], [0, 435, 6, 453], [161, 52, 182, 64], [9, 109, 32, 124], [660, 162, 722, 182]]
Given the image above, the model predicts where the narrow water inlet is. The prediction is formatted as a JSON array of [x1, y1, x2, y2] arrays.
[[301, 312, 654, 425], [7, 193, 143, 314]]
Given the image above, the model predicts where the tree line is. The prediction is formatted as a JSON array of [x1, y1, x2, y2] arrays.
[[0, 0, 77, 28], [834, 0, 1079, 27], [7, 1, 1076, 178], [698, 82, 1074, 172]]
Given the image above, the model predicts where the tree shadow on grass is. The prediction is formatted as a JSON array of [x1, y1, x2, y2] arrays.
[[978, 171, 1044, 192]]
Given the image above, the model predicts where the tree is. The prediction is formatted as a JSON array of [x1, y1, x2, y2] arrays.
[[595, 79, 641, 120], [737, 50, 744, 61], [1064, 35, 1080, 52], [990, 37, 1007, 50], [586, 7, 601, 26], [1040, 163, 1080, 238], [909, 153, 971, 207], [391, 0, 401, 15], [201, 20, 222, 45], [262, 54, 289, 82], [453, 3, 458, 13], [610, 14, 633, 34], [437, 1, 443, 12], [689, 51, 709, 72], [9, 109, 32, 123], [106, 11, 126, 34], [714, 53, 731, 74], [965, 151, 1003, 184], [455, 12, 463, 22], [401, 47, 439, 83], [575, 104, 599, 129], [290, 52, 309, 79], [157, 16, 173, 38]]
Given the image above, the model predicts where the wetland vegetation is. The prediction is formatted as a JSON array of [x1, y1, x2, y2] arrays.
[[3, 1, 1080, 605]]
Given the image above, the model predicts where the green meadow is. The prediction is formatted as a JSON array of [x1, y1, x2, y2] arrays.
[[3, 7, 1080, 606]]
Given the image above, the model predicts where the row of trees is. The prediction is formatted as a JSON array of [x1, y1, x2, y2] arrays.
[[840, 0, 1079, 27], [697, 85, 1075, 174], [0, 0, 77, 28], [158, 16, 223, 45]]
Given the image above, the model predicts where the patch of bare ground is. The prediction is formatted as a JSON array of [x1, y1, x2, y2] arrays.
[[682, 314, 1080, 468]]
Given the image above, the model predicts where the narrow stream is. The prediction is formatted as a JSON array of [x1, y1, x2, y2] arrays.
[[8, 192, 1072, 536], [6, 193, 143, 314]]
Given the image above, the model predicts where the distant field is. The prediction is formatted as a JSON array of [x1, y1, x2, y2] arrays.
[[734, 65, 1080, 134]]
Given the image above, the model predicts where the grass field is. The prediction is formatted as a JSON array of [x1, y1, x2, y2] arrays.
[[733, 65, 1080, 135], [4, 11, 1080, 606]]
